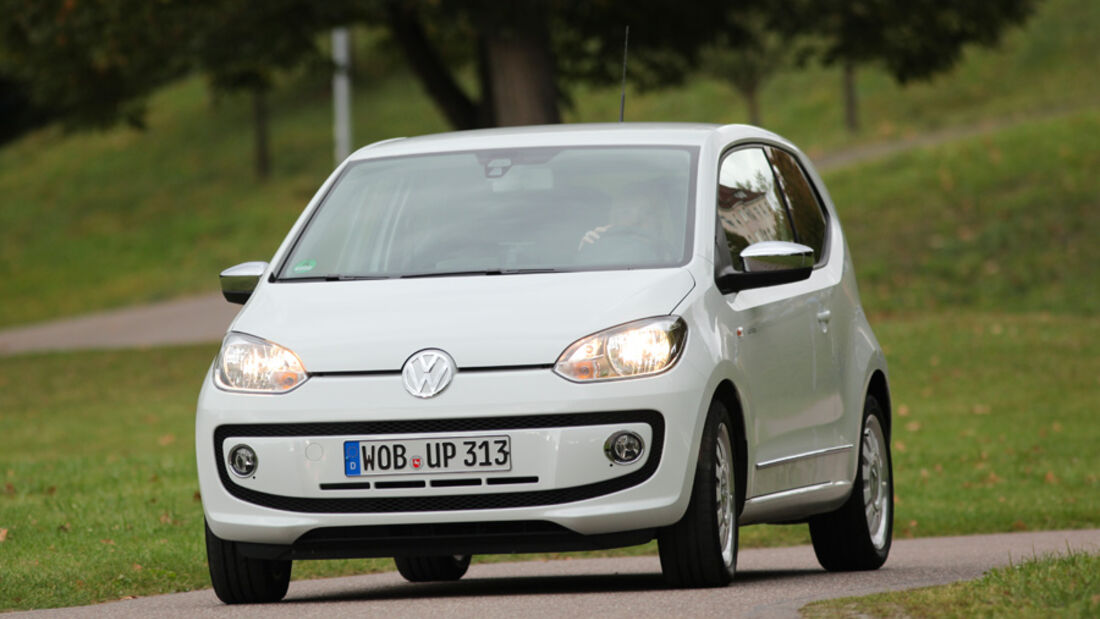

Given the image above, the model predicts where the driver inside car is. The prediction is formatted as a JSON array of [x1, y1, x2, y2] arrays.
[[577, 183, 674, 258]]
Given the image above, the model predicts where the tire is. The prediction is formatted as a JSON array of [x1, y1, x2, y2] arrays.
[[394, 554, 472, 582], [205, 520, 291, 604], [809, 394, 893, 571], [658, 400, 739, 588]]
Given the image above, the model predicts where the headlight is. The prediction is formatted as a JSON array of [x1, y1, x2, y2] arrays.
[[554, 316, 686, 382], [214, 332, 308, 393]]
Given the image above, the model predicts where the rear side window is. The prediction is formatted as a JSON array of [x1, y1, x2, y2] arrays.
[[765, 147, 828, 263], [716, 147, 795, 271]]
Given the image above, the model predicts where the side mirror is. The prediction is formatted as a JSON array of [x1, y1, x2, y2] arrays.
[[219, 261, 269, 305], [717, 241, 813, 294]]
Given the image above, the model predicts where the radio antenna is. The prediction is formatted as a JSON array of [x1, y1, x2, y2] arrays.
[[619, 25, 630, 122]]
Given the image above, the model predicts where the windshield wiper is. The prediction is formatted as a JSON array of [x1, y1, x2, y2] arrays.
[[401, 268, 563, 279]]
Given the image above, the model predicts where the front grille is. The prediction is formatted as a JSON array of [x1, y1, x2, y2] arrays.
[[214, 410, 663, 514]]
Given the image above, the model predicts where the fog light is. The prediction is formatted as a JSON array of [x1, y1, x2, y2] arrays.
[[604, 431, 644, 465], [228, 444, 257, 477]]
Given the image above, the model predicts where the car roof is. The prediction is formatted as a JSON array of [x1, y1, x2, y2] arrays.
[[348, 122, 784, 160]]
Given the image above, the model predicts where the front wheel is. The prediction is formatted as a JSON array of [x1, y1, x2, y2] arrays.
[[394, 554, 471, 582], [205, 520, 291, 604], [658, 400, 739, 587], [809, 394, 893, 571]]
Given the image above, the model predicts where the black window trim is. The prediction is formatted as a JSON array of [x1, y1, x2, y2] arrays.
[[714, 141, 832, 277]]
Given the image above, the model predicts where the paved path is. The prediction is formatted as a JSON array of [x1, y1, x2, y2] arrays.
[[8, 529, 1099, 618], [0, 293, 237, 355]]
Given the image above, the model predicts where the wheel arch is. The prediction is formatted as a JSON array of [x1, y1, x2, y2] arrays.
[[865, 369, 892, 439], [712, 379, 748, 517]]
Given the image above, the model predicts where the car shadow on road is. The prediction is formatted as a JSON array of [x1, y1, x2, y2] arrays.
[[284, 568, 823, 604]]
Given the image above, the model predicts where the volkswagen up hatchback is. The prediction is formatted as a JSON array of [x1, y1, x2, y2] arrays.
[[197, 123, 893, 603]]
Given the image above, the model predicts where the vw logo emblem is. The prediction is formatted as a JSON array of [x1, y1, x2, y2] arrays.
[[401, 349, 456, 398]]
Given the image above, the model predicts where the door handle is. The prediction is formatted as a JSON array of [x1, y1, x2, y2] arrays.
[[816, 310, 832, 322]]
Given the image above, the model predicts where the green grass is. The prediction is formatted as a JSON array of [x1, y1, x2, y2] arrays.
[[0, 0, 1097, 328], [1, 310, 1097, 610], [829, 109, 1100, 317], [802, 551, 1100, 618]]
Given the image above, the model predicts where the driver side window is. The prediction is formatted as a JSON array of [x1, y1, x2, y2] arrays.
[[717, 147, 795, 271]]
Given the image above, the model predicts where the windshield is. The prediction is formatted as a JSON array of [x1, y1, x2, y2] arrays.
[[277, 146, 697, 280]]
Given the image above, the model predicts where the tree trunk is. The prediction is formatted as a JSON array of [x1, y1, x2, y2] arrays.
[[843, 61, 859, 134], [742, 83, 761, 126], [481, 10, 559, 126], [474, 37, 496, 128], [252, 86, 270, 180], [385, 4, 481, 130]]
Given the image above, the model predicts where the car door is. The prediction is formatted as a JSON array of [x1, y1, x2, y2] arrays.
[[714, 145, 839, 498], [765, 146, 842, 424]]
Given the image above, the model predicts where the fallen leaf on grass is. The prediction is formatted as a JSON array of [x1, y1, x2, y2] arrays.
[[157, 434, 176, 447], [132, 564, 143, 571], [193, 490, 202, 502], [1051, 422, 1063, 433], [894, 441, 907, 453], [58, 523, 71, 532], [159, 512, 172, 524], [0, 528, 8, 542], [1044, 471, 1059, 485], [906, 421, 921, 432], [100, 539, 115, 545], [897, 404, 910, 417], [4, 482, 14, 495], [972, 404, 991, 415], [1012, 520, 1028, 531]]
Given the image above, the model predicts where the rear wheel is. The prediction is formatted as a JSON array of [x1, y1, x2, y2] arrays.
[[394, 554, 472, 582], [809, 394, 893, 571], [205, 520, 291, 604], [658, 400, 739, 587]]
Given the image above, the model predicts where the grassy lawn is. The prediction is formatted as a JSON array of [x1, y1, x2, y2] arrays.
[[1, 0, 1097, 611], [1, 310, 1096, 610], [802, 551, 1100, 618], [0, 0, 1097, 328]]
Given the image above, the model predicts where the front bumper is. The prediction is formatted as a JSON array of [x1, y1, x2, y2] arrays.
[[197, 363, 710, 550]]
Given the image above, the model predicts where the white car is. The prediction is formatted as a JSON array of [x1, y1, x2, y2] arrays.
[[197, 123, 893, 604]]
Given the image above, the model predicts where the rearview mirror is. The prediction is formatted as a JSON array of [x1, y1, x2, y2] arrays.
[[219, 261, 269, 305], [717, 241, 813, 293]]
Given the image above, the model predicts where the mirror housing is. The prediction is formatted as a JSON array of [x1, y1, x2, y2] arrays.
[[717, 241, 814, 294], [219, 261, 269, 305]]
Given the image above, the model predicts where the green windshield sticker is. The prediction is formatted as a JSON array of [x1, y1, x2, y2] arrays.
[[292, 259, 317, 274]]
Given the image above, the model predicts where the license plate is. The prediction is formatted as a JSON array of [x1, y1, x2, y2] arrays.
[[343, 435, 511, 477]]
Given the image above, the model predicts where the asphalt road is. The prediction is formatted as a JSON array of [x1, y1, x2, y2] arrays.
[[9, 529, 1098, 618]]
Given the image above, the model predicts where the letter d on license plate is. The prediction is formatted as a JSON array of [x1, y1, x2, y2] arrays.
[[344, 435, 511, 477]]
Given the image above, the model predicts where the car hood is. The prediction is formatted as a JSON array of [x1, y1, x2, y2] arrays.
[[231, 269, 696, 372]]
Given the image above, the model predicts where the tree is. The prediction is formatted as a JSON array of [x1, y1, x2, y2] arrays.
[[0, 0, 355, 179], [188, 0, 356, 179], [381, 0, 733, 128], [699, 10, 786, 127], [0, 0, 195, 129], [772, 0, 1038, 133]]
